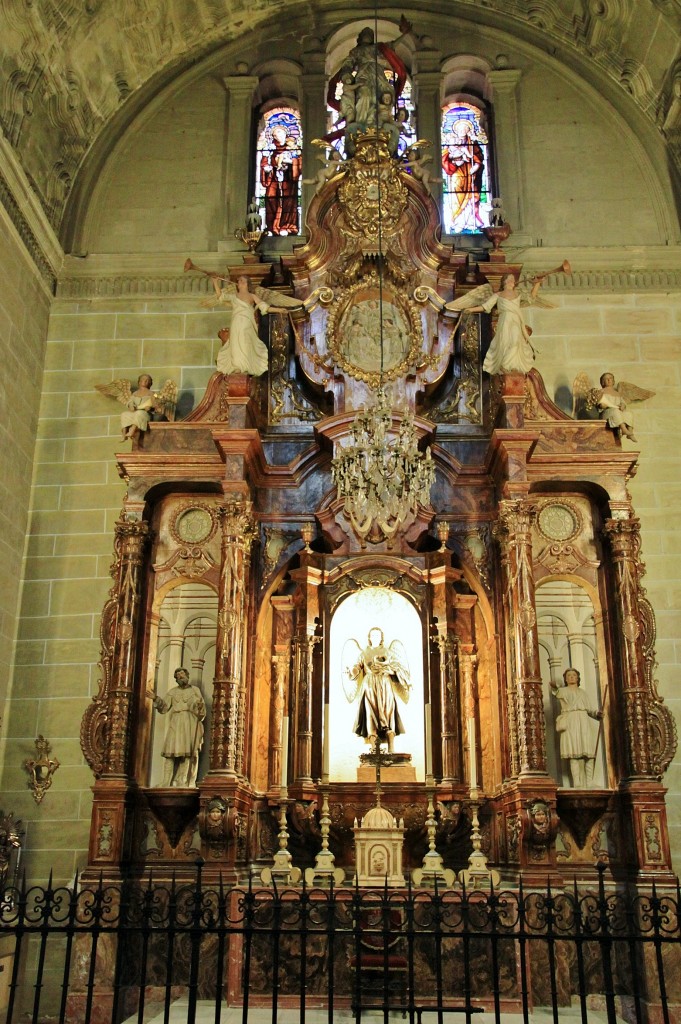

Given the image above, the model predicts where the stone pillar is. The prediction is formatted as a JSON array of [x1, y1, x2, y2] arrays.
[[412, 70, 442, 205], [603, 517, 652, 778], [222, 75, 259, 240], [487, 69, 527, 235], [494, 499, 547, 776], [211, 499, 257, 776], [300, 65, 327, 222]]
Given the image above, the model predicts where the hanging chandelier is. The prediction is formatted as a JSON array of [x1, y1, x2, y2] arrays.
[[331, 388, 435, 543]]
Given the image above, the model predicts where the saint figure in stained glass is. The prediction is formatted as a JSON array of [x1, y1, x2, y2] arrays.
[[255, 107, 302, 236], [441, 102, 492, 234]]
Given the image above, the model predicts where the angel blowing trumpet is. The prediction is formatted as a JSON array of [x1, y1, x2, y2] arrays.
[[440, 262, 571, 375]]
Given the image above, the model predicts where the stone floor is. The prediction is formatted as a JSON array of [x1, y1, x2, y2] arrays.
[[123, 999, 629, 1023]]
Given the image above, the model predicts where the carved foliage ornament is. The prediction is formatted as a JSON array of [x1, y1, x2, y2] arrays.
[[337, 132, 408, 241]]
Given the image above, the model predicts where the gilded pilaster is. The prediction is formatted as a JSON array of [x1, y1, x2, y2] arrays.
[[81, 518, 150, 778], [603, 516, 652, 778], [433, 629, 460, 782], [495, 499, 547, 776], [211, 499, 257, 775]]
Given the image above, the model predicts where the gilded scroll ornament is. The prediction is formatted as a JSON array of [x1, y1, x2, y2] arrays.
[[24, 736, 60, 804]]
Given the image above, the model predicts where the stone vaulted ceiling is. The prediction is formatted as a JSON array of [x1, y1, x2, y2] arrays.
[[1, 0, 680, 241]]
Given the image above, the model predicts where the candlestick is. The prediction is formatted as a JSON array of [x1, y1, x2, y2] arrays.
[[322, 702, 330, 778], [467, 717, 477, 791], [280, 716, 289, 789], [424, 702, 432, 778]]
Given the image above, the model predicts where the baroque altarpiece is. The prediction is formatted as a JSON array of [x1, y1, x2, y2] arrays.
[[80, 130, 677, 889]]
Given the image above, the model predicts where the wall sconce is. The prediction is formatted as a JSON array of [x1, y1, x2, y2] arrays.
[[24, 736, 60, 804]]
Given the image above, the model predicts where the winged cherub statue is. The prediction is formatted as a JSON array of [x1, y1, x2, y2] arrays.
[[343, 627, 411, 753], [572, 371, 654, 442], [95, 374, 177, 441]]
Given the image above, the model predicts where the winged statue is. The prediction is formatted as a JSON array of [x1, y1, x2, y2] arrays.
[[95, 374, 177, 440], [342, 627, 411, 752], [415, 263, 569, 376], [572, 371, 654, 442]]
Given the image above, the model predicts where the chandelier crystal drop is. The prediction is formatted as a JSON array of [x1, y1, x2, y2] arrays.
[[331, 389, 435, 543]]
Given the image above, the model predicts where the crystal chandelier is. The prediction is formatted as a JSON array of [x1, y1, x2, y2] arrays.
[[331, 388, 435, 543]]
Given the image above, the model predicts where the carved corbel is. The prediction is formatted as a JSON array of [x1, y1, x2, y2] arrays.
[[198, 796, 232, 856], [521, 797, 558, 863]]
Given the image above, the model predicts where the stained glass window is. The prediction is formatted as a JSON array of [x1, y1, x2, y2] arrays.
[[254, 106, 303, 236], [440, 100, 492, 235]]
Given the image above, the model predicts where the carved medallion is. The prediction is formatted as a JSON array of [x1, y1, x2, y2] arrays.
[[172, 505, 216, 545], [326, 271, 423, 385], [537, 502, 581, 543]]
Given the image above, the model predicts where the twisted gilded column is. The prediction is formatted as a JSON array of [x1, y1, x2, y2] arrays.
[[433, 629, 460, 782], [211, 499, 257, 776], [603, 516, 652, 777], [81, 518, 150, 778], [292, 630, 320, 784], [494, 499, 547, 776]]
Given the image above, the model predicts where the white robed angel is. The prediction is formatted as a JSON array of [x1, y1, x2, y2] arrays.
[[95, 373, 177, 440], [343, 627, 411, 752], [184, 259, 306, 377], [444, 272, 557, 374]]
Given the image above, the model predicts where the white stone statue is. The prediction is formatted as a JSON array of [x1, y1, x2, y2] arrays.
[[147, 667, 206, 787], [551, 668, 603, 788], [343, 627, 411, 752]]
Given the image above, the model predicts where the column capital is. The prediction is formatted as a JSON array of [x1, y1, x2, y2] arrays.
[[222, 75, 259, 98], [488, 68, 523, 93]]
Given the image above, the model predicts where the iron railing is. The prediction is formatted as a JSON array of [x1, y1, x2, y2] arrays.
[[0, 863, 679, 1024]]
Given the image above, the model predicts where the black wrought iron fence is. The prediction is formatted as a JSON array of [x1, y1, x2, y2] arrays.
[[0, 863, 680, 1024]]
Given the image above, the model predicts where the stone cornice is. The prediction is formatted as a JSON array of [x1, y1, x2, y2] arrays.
[[0, 132, 63, 292], [55, 247, 681, 299]]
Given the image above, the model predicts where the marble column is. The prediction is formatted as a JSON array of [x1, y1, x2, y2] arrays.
[[412, 69, 442, 205], [100, 518, 150, 777], [495, 499, 547, 776], [211, 499, 257, 776], [300, 65, 327, 220], [603, 516, 652, 778]]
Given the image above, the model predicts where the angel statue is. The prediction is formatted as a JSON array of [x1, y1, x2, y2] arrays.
[[573, 371, 654, 443], [444, 270, 558, 375], [95, 373, 177, 441], [343, 627, 411, 752], [303, 142, 343, 191], [184, 259, 306, 377]]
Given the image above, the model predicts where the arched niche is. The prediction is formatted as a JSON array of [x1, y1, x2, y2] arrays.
[[536, 577, 608, 789], [327, 586, 425, 781], [147, 579, 217, 787]]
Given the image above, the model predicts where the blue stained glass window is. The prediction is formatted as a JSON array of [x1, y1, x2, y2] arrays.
[[254, 106, 303, 236], [441, 101, 492, 235]]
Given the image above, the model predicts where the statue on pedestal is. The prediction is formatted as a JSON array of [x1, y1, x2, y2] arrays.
[[344, 627, 411, 752], [551, 668, 602, 788], [147, 668, 206, 787]]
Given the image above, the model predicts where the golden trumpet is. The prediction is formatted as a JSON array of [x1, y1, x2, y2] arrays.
[[533, 259, 572, 283]]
